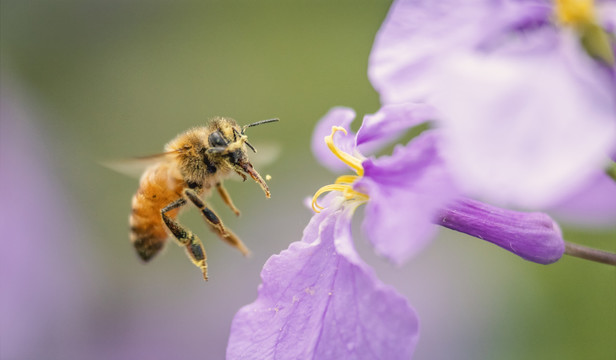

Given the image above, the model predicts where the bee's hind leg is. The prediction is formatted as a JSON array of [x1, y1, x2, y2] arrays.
[[184, 188, 251, 257], [161, 198, 209, 281]]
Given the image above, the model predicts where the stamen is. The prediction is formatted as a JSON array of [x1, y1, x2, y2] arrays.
[[325, 126, 364, 176], [554, 0, 596, 27], [335, 175, 359, 184], [310, 126, 370, 213], [311, 184, 350, 212], [311, 175, 369, 213], [553, 0, 614, 65]]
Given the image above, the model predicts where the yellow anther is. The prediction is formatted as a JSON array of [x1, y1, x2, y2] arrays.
[[554, 0, 596, 27], [325, 126, 365, 176]]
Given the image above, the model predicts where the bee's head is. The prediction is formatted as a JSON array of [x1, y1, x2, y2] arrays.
[[207, 117, 278, 197]]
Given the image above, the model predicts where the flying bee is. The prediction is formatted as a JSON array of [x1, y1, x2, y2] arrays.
[[128, 117, 278, 281]]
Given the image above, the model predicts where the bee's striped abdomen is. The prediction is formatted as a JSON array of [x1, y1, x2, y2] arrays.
[[129, 164, 183, 262]]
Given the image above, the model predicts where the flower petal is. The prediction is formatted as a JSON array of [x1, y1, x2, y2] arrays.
[[433, 48, 616, 208], [546, 169, 616, 227], [436, 198, 565, 264], [355, 130, 458, 264], [227, 205, 419, 360], [356, 102, 437, 155], [311, 107, 358, 173], [368, 0, 497, 104]]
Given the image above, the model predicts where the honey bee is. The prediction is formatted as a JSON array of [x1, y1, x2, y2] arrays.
[[129, 117, 278, 280]]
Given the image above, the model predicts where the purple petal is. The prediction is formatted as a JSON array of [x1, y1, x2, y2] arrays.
[[435, 198, 565, 264], [354, 131, 458, 264], [311, 107, 358, 173], [604, 2, 616, 31], [227, 206, 419, 360], [369, 0, 560, 103], [432, 47, 616, 208], [546, 169, 616, 227], [369, 0, 498, 104], [356, 102, 437, 155]]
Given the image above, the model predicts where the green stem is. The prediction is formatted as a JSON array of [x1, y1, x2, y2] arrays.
[[564, 241, 616, 265]]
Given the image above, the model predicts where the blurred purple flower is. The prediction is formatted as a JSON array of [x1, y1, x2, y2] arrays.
[[0, 81, 94, 359], [369, 0, 616, 209], [227, 104, 565, 359]]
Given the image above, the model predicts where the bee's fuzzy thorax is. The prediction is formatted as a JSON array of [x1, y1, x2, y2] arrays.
[[163, 118, 248, 187]]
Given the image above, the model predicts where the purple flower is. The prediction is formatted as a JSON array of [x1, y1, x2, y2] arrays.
[[227, 104, 440, 359], [369, 0, 616, 209], [227, 105, 565, 359], [311, 104, 460, 264]]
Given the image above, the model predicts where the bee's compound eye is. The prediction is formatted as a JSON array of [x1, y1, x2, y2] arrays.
[[208, 131, 227, 148]]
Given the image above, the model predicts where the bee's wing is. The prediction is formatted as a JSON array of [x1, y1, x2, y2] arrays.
[[247, 142, 281, 168], [102, 151, 178, 178]]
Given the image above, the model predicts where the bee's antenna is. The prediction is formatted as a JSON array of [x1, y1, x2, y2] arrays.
[[245, 140, 257, 153], [232, 127, 241, 142], [242, 118, 279, 134], [240, 118, 278, 152]]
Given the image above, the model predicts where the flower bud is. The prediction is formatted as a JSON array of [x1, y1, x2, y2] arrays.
[[436, 198, 565, 264]]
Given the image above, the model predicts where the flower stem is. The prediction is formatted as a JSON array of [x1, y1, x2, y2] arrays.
[[564, 241, 616, 265]]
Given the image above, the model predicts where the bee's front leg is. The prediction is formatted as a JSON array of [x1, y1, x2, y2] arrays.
[[216, 182, 241, 216]]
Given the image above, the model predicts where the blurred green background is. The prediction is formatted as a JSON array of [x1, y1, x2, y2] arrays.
[[1, 1, 614, 359]]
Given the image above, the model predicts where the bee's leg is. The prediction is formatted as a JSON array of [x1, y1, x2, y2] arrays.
[[207, 223, 251, 257], [160, 197, 187, 247], [161, 198, 209, 281], [216, 182, 240, 216], [183, 188, 226, 235], [234, 170, 247, 181], [184, 188, 251, 257]]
